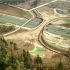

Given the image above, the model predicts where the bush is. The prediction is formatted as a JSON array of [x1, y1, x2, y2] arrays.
[[0, 25, 15, 34]]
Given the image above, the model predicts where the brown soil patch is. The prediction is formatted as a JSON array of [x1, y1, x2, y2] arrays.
[[0, 3, 31, 18]]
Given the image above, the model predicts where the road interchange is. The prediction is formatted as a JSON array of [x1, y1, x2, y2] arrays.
[[0, 0, 70, 56]]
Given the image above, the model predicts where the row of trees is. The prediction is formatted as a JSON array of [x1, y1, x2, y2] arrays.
[[0, 25, 15, 34], [0, 36, 70, 70]]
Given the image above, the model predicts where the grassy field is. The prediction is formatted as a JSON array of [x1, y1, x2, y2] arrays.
[[61, 24, 70, 28], [31, 47, 45, 56], [64, 19, 70, 23], [45, 24, 70, 37], [60, 18, 70, 27], [24, 18, 42, 28], [0, 14, 27, 26]]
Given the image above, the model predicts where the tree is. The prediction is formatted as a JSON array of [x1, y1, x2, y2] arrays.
[[66, 48, 70, 57], [0, 37, 8, 70], [0, 36, 8, 47], [8, 56, 19, 70], [22, 50, 32, 70], [10, 41, 18, 50], [57, 62, 64, 70], [34, 55, 44, 70]]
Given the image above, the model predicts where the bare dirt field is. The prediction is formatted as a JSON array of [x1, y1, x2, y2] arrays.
[[0, 3, 32, 19]]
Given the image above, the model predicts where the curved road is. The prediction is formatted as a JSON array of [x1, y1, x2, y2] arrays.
[[38, 17, 70, 56]]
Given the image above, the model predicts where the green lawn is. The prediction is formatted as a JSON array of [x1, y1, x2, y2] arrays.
[[31, 47, 45, 56]]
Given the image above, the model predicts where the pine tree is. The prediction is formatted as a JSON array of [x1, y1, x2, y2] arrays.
[[34, 55, 44, 70], [0, 37, 7, 70], [57, 62, 64, 70], [8, 56, 19, 70], [22, 50, 32, 70]]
